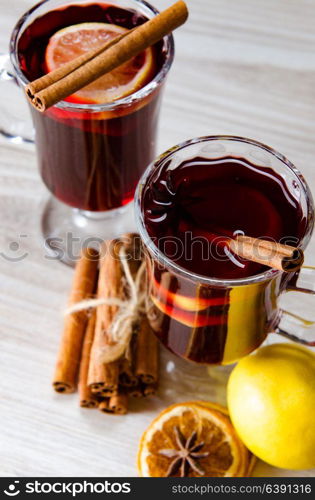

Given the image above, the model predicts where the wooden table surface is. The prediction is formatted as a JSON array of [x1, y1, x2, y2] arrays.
[[0, 0, 315, 477]]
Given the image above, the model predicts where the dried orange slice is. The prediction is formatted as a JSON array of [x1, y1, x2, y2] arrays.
[[137, 402, 250, 477], [196, 401, 256, 476], [45, 22, 155, 104]]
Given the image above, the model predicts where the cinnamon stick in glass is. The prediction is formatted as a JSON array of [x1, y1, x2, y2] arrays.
[[98, 390, 128, 414], [26, 1, 188, 111], [53, 247, 99, 394], [229, 235, 304, 272], [26, 31, 129, 97]]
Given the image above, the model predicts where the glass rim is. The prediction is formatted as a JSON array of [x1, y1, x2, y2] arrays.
[[135, 135, 315, 287], [10, 0, 174, 113]]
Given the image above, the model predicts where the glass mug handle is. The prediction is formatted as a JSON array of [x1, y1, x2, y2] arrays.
[[276, 266, 315, 346], [0, 53, 34, 144]]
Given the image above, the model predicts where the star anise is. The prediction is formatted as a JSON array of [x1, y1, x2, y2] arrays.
[[159, 426, 210, 477]]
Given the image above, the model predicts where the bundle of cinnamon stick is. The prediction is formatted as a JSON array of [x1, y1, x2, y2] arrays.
[[53, 233, 159, 415]]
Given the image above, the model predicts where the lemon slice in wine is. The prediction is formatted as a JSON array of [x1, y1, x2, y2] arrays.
[[45, 22, 155, 104]]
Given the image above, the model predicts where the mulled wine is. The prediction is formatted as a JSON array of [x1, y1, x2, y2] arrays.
[[17, 2, 170, 211], [137, 138, 310, 364], [142, 156, 305, 279]]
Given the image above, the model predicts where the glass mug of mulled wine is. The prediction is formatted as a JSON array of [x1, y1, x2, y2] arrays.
[[135, 136, 315, 365], [1, 0, 174, 263]]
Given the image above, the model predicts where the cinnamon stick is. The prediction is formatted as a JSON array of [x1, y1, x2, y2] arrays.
[[143, 383, 158, 397], [98, 389, 129, 415], [99, 389, 117, 397], [108, 392, 128, 414], [53, 248, 99, 393], [103, 362, 120, 391], [89, 361, 120, 393], [90, 383, 105, 394], [121, 233, 159, 394], [119, 234, 144, 388], [135, 315, 159, 385], [26, 31, 130, 97], [181, 223, 304, 273], [87, 240, 123, 388], [119, 357, 138, 387], [229, 236, 304, 272], [79, 310, 98, 408], [129, 385, 143, 398], [26, 1, 188, 111], [98, 399, 114, 413]]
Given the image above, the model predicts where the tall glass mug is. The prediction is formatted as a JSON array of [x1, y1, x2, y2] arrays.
[[1, 0, 174, 264], [135, 136, 315, 365]]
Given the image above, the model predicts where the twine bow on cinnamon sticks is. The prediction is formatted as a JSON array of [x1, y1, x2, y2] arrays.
[[65, 241, 147, 363], [25, 0, 189, 111], [53, 234, 159, 415]]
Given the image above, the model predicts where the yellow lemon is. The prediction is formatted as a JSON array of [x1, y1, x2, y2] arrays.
[[227, 343, 315, 470]]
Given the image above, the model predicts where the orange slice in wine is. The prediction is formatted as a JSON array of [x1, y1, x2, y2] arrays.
[[45, 22, 155, 104], [151, 274, 228, 311], [150, 295, 227, 328]]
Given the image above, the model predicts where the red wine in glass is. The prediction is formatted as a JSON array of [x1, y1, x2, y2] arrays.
[[17, 2, 169, 211], [140, 149, 308, 364]]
